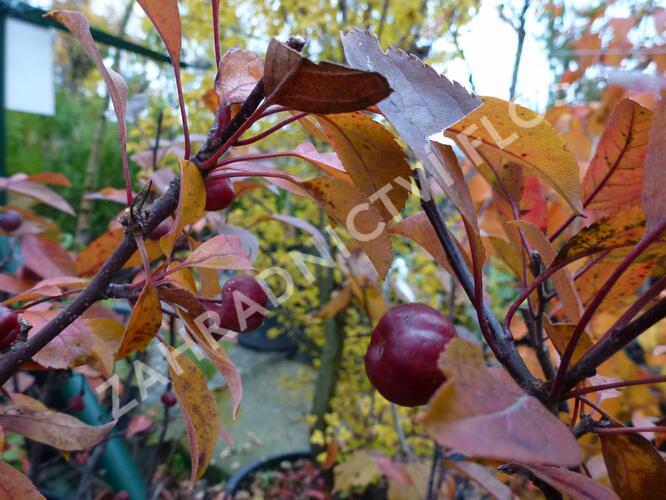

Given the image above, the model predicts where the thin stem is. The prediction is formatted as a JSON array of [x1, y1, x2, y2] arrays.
[[577, 396, 624, 427], [211, 0, 221, 69], [551, 221, 666, 400], [594, 426, 666, 435], [566, 374, 666, 398], [234, 112, 308, 146], [608, 274, 666, 332], [174, 68, 191, 159]]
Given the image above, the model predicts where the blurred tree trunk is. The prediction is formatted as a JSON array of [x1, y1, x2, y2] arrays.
[[75, 0, 135, 244]]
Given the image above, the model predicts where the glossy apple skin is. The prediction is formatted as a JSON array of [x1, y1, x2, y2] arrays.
[[0, 210, 22, 232], [207, 275, 269, 333], [204, 177, 235, 211], [0, 306, 20, 349], [364, 303, 456, 407]]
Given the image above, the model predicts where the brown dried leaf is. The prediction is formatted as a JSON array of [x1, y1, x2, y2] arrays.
[[264, 38, 391, 114]]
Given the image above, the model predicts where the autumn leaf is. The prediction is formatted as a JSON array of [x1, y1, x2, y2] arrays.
[[22, 311, 93, 369], [315, 113, 411, 219], [446, 96, 583, 214], [0, 461, 45, 499], [333, 449, 382, 492], [642, 94, 666, 237], [216, 48, 263, 105], [0, 173, 74, 215], [418, 338, 582, 467], [160, 160, 206, 257], [86, 318, 125, 373], [21, 235, 77, 280], [303, 176, 393, 277], [554, 206, 647, 265], [3, 276, 87, 306], [45, 10, 130, 203], [543, 316, 593, 365], [582, 98, 653, 218], [177, 309, 243, 419], [315, 286, 352, 320], [167, 350, 220, 485], [136, 0, 181, 68], [500, 462, 620, 500], [263, 38, 391, 114], [0, 406, 114, 451], [341, 29, 481, 144], [181, 235, 253, 270], [116, 284, 162, 359], [601, 432, 666, 499], [389, 212, 470, 277]]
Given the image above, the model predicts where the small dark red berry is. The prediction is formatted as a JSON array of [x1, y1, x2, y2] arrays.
[[67, 395, 85, 413], [17, 266, 41, 282], [0, 210, 22, 232], [364, 303, 456, 407], [208, 275, 268, 333], [0, 305, 20, 349], [113, 492, 130, 500], [161, 391, 177, 407], [148, 220, 171, 240], [204, 176, 235, 211]]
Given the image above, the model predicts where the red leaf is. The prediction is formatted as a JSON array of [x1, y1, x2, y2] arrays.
[[216, 48, 263, 105], [21, 235, 77, 279]]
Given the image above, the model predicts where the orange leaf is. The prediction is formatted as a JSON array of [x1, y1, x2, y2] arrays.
[[167, 351, 220, 485], [542, 316, 593, 365], [302, 176, 392, 277], [0, 461, 45, 499], [136, 0, 181, 66], [417, 339, 581, 467], [315, 113, 411, 219], [116, 284, 162, 359], [160, 160, 205, 257], [446, 96, 583, 214], [315, 286, 352, 320], [582, 99, 652, 218], [601, 432, 666, 499]]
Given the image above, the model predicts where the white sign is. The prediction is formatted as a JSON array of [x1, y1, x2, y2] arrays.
[[5, 18, 55, 116]]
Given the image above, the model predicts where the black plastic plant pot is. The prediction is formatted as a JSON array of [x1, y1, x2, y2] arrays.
[[224, 450, 315, 496], [237, 315, 299, 353]]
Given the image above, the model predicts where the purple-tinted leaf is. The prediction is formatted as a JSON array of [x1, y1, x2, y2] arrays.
[[0, 174, 74, 215], [216, 48, 263, 105], [45, 10, 131, 204]]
